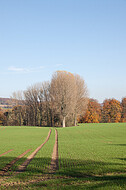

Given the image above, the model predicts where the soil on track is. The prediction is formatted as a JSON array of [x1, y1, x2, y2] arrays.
[[17, 129, 52, 172], [0, 149, 13, 157], [50, 129, 58, 173], [0, 149, 31, 176]]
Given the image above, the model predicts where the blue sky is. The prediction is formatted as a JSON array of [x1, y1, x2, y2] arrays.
[[0, 0, 126, 103]]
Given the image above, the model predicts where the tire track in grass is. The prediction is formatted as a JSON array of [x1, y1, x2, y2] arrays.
[[50, 129, 58, 173], [0, 149, 31, 176], [17, 129, 51, 172], [0, 149, 13, 157]]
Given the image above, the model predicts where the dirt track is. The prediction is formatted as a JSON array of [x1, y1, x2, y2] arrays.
[[50, 129, 58, 173], [0, 149, 13, 157], [0, 149, 31, 175], [17, 129, 52, 172]]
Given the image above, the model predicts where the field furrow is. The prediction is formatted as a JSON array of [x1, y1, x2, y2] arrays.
[[0, 124, 126, 190], [0, 150, 13, 157], [0, 149, 31, 175], [17, 129, 51, 172], [50, 129, 59, 173]]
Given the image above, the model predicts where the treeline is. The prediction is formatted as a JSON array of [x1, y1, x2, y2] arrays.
[[0, 71, 126, 126], [78, 98, 126, 123], [0, 71, 88, 127]]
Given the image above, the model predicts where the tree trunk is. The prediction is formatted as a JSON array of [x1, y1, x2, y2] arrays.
[[74, 117, 77, 126], [74, 113, 77, 126], [50, 109, 53, 127], [63, 117, 65, 128]]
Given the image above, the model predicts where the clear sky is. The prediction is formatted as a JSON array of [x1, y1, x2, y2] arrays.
[[0, 0, 126, 103]]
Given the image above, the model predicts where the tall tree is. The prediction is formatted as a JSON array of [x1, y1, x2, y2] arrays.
[[23, 82, 52, 126], [40, 81, 51, 126], [102, 99, 122, 123], [50, 71, 76, 127], [74, 74, 88, 126], [78, 99, 101, 123], [121, 97, 126, 122], [24, 85, 40, 126]]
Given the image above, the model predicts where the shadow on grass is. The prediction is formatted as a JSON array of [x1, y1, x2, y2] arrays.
[[107, 144, 126, 146], [0, 156, 126, 189], [115, 158, 126, 161]]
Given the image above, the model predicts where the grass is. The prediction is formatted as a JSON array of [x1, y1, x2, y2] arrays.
[[25, 128, 55, 175], [0, 123, 126, 189], [57, 123, 126, 189], [0, 126, 50, 170]]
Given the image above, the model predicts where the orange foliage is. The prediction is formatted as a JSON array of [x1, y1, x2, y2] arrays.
[[102, 99, 122, 123], [121, 97, 126, 122], [78, 99, 101, 123]]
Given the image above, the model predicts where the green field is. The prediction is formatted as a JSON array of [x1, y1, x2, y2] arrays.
[[0, 123, 126, 189]]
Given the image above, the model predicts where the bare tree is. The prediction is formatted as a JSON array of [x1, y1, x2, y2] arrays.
[[9, 70, 88, 127], [10, 91, 25, 126], [39, 81, 51, 126], [10, 90, 24, 106], [24, 85, 40, 126], [50, 71, 76, 127], [74, 74, 88, 126], [23, 82, 52, 127]]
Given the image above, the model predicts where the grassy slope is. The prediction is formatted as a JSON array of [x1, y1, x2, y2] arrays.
[[0, 124, 126, 190], [57, 123, 126, 189], [0, 126, 50, 170], [25, 128, 55, 175]]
